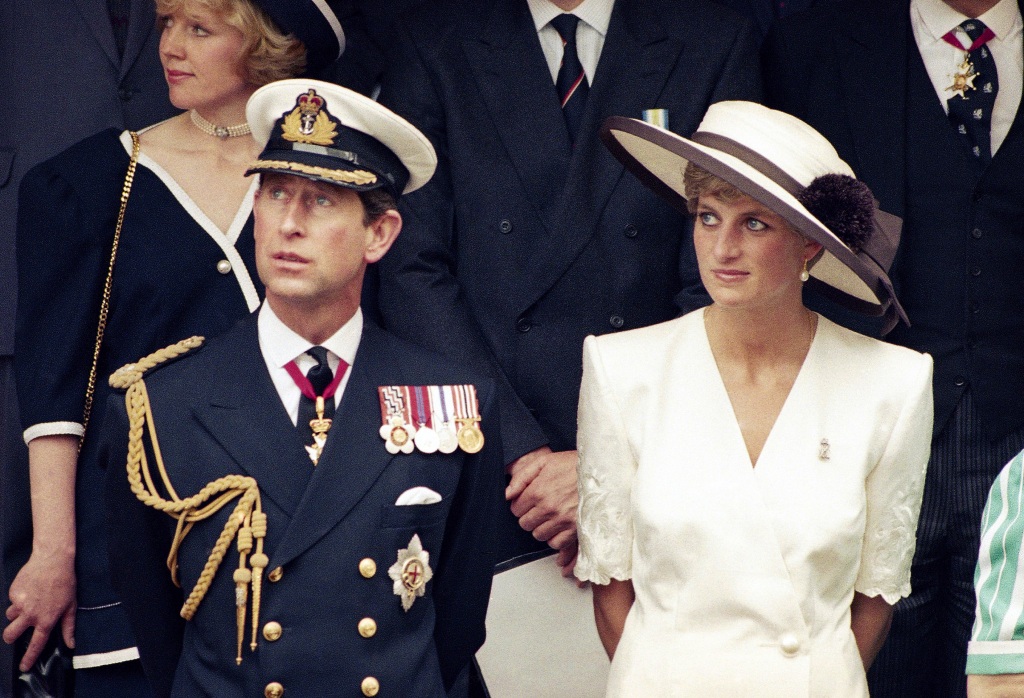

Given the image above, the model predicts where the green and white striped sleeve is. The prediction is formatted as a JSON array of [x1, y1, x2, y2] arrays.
[[969, 450, 1024, 675]]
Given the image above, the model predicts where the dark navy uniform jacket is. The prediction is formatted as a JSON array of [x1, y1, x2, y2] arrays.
[[102, 314, 504, 697]]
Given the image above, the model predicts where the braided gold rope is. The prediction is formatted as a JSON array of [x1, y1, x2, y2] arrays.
[[113, 337, 268, 665]]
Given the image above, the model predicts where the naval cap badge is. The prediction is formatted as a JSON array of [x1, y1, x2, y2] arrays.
[[389, 534, 433, 611], [281, 88, 339, 146]]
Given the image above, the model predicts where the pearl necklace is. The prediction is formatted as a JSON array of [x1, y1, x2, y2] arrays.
[[189, 109, 251, 139]]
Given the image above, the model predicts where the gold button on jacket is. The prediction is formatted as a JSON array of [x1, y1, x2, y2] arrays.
[[357, 618, 377, 638], [267, 566, 283, 583], [263, 621, 283, 642], [361, 677, 380, 696], [358, 558, 376, 578], [264, 682, 284, 698]]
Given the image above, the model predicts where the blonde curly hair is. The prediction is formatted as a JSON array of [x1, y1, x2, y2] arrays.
[[156, 0, 306, 85]]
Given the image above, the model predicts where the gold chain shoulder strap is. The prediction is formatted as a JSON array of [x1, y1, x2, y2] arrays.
[[80, 131, 140, 449]]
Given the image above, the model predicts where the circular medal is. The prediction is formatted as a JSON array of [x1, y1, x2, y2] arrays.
[[414, 426, 439, 454], [401, 557, 427, 593], [437, 425, 459, 454], [457, 423, 485, 454], [390, 425, 410, 448]]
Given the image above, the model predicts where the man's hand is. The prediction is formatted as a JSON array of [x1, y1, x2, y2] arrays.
[[4, 550, 76, 671], [507, 447, 579, 575]]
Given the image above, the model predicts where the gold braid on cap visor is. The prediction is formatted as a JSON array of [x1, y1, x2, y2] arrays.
[[251, 159, 378, 186]]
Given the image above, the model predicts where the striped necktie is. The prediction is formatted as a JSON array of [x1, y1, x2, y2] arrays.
[[550, 14, 589, 144]]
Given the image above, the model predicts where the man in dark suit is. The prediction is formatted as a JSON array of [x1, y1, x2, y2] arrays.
[[103, 79, 504, 697], [764, 0, 1024, 695], [376, 0, 761, 570], [0, 2, 174, 693]]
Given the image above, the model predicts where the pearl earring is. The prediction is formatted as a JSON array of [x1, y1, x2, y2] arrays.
[[800, 259, 810, 282]]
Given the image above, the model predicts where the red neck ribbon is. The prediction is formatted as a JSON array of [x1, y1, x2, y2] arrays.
[[942, 27, 996, 52], [284, 356, 349, 400]]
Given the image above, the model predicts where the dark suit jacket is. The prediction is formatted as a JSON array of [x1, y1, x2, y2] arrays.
[[764, 0, 1024, 439], [376, 0, 760, 486], [0, 0, 175, 355], [103, 315, 503, 697]]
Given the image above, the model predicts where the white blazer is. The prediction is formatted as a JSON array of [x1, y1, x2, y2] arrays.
[[575, 310, 934, 698]]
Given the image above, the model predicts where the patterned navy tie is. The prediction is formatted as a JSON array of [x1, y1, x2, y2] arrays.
[[550, 13, 589, 144], [944, 19, 998, 164], [297, 346, 335, 441]]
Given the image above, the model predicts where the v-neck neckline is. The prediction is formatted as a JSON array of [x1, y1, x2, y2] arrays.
[[698, 312, 824, 471], [119, 128, 262, 313]]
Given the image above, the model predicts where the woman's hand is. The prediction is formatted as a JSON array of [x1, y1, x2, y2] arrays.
[[3, 548, 76, 670], [593, 578, 635, 660], [2, 435, 79, 670]]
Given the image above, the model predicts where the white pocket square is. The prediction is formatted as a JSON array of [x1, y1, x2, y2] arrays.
[[395, 486, 443, 506]]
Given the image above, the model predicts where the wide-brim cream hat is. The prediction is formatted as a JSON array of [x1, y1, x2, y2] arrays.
[[601, 101, 907, 332], [246, 79, 437, 197]]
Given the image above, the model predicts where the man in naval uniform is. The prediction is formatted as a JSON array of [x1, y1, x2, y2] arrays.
[[101, 79, 504, 698]]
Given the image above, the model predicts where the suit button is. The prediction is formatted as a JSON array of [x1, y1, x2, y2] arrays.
[[499, 219, 513, 234], [779, 633, 800, 656], [358, 617, 377, 638], [971, 266, 981, 277], [609, 315, 625, 329], [361, 677, 380, 696], [359, 558, 377, 578], [955, 375, 967, 387], [972, 228, 983, 239], [516, 318, 532, 333], [972, 302, 981, 314], [217, 259, 232, 274], [262, 621, 283, 642], [264, 682, 284, 698], [267, 566, 283, 583], [623, 224, 638, 238], [118, 86, 134, 102]]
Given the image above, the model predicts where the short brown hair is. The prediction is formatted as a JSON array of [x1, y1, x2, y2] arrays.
[[682, 163, 744, 215], [358, 189, 398, 227], [156, 0, 306, 85]]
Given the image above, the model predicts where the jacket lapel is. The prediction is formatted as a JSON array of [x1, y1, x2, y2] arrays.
[[511, 0, 685, 312], [73, 0, 120, 69], [462, 0, 572, 219], [190, 316, 314, 517], [121, 0, 159, 79], [270, 324, 399, 567], [833, 0, 909, 217]]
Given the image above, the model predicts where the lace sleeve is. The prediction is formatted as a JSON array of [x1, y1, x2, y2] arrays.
[[574, 336, 637, 585], [856, 353, 934, 605]]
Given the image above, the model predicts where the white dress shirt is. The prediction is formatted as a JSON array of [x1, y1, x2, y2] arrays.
[[527, 0, 614, 84], [911, 0, 1023, 155], [257, 301, 362, 425]]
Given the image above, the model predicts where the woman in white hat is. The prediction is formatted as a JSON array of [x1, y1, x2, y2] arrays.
[[574, 102, 934, 697], [9, 1, 342, 694]]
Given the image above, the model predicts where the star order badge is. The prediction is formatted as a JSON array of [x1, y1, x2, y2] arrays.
[[388, 534, 433, 611], [946, 57, 978, 99]]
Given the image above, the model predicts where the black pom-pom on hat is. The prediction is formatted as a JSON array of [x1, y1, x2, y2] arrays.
[[796, 174, 875, 252]]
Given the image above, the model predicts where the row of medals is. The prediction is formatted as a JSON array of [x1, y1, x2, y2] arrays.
[[379, 414, 484, 455]]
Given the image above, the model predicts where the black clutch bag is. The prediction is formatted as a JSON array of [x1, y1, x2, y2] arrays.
[[14, 634, 73, 698]]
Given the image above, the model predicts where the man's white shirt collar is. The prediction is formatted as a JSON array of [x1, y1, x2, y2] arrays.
[[258, 302, 362, 424]]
